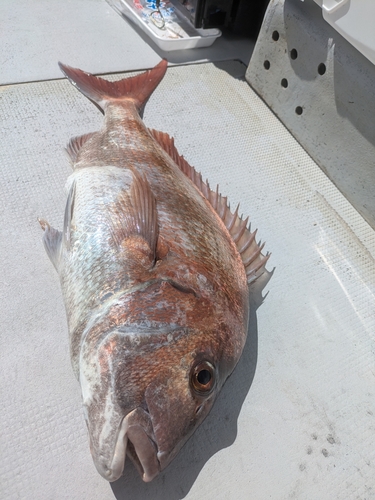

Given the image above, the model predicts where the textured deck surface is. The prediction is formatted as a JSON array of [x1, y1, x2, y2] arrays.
[[0, 62, 375, 500], [1, 59, 374, 500]]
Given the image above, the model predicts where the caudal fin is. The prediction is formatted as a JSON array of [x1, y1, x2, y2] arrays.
[[58, 60, 168, 112]]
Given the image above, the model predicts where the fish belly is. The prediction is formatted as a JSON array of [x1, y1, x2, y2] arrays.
[[60, 166, 135, 344]]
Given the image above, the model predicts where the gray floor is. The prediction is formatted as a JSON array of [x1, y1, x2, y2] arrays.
[[0, 0, 253, 85], [1, 2, 375, 500]]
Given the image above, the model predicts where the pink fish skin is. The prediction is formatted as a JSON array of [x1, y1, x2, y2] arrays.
[[39, 59, 271, 482]]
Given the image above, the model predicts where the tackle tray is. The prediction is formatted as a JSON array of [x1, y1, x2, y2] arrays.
[[108, 0, 221, 51]]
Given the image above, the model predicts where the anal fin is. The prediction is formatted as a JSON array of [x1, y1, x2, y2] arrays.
[[66, 132, 96, 165], [149, 128, 272, 286]]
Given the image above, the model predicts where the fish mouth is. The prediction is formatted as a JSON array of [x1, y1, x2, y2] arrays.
[[94, 409, 160, 483], [125, 424, 160, 482]]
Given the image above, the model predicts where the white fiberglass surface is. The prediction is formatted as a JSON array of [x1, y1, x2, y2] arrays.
[[1, 61, 374, 499]]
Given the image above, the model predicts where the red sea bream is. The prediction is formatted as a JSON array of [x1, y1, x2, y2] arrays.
[[39, 60, 271, 482]]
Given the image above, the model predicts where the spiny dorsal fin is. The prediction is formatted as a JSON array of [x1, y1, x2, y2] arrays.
[[149, 128, 271, 284], [58, 60, 168, 112], [66, 132, 96, 165]]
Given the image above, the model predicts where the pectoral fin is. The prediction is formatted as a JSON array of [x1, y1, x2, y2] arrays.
[[112, 170, 158, 268]]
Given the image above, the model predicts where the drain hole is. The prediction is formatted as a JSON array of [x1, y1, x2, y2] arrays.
[[272, 30, 279, 41], [318, 63, 326, 75], [290, 48, 298, 60], [281, 78, 288, 88], [295, 106, 303, 115], [264, 60, 270, 70]]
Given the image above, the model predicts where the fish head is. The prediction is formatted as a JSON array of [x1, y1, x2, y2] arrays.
[[79, 280, 249, 482]]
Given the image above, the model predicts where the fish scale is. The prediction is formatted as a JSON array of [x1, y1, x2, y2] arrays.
[[63, 169, 129, 326]]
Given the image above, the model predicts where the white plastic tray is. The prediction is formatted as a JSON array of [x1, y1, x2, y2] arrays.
[[109, 0, 221, 51]]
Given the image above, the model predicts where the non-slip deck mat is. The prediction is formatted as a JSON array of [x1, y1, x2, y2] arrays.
[[1, 61, 374, 500]]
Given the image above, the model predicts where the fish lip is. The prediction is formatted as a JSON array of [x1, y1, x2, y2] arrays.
[[126, 427, 161, 482], [92, 410, 161, 483], [93, 416, 128, 482]]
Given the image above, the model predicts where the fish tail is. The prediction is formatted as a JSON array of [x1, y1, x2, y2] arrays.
[[58, 60, 168, 112]]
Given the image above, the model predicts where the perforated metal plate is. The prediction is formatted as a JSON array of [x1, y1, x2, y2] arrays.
[[246, 0, 375, 230]]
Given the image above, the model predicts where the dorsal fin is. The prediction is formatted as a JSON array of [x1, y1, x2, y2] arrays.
[[149, 128, 271, 285], [66, 132, 96, 165]]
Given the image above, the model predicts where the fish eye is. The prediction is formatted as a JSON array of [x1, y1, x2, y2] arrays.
[[190, 361, 215, 395]]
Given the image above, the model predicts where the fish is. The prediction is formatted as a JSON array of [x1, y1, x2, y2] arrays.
[[39, 59, 271, 483]]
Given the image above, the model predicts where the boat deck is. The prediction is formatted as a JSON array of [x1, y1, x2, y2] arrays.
[[1, 1, 374, 499]]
